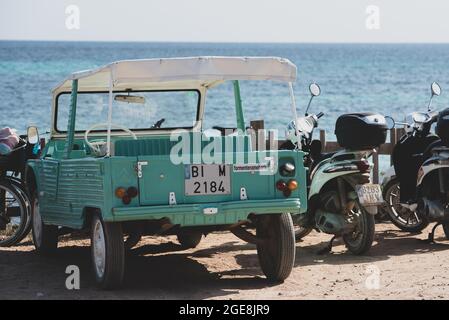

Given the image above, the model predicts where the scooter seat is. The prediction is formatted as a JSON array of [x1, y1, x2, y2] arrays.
[[311, 151, 337, 172]]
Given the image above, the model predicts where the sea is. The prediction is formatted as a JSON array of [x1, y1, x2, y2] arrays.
[[1, 41, 449, 172]]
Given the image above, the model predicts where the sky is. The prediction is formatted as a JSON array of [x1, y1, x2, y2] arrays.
[[1, 0, 449, 43]]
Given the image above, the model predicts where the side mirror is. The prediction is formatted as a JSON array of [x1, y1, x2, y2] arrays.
[[385, 116, 395, 130], [27, 126, 39, 144], [309, 83, 321, 97], [305, 82, 321, 116], [431, 82, 441, 96]]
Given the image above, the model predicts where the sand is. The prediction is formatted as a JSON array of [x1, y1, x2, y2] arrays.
[[1, 223, 449, 300]]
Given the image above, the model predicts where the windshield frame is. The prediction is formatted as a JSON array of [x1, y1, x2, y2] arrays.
[[54, 89, 201, 134]]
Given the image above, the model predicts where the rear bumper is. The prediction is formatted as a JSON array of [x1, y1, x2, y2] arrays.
[[109, 198, 302, 226]]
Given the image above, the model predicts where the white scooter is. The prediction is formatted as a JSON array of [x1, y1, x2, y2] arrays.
[[283, 84, 385, 255]]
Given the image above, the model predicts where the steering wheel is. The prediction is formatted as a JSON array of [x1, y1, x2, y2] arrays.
[[84, 122, 137, 155]]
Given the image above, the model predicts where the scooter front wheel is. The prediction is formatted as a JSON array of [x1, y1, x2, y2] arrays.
[[343, 200, 375, 255]]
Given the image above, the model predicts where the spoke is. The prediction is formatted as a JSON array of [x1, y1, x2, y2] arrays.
[[413, 212, 421, 223]]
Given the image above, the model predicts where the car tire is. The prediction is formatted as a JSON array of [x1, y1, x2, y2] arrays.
[[31, 192, 58, 255], [177, 231, 202, 248], [256, 213, 295, 282], [124, 233, 142, 250], [91, 214, 125, 289]]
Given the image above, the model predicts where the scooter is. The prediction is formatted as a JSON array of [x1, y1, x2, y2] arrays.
[[382, 82, 441, 232], [386, 82, 449, 241], [283, 83, 385, 255]]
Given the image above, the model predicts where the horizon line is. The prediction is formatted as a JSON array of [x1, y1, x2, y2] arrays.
[[1, 39, 449, 45]]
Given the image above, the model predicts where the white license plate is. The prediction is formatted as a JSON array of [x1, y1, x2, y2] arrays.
[[185, 165, 231, 196], [356, 184, 383, 206]]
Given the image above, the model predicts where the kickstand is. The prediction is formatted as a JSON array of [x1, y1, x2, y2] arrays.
[[426, 223, 442, 243], [317, 235, 337, 255]]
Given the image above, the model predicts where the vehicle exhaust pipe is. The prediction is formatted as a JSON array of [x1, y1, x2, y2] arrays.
[[315, 209, 355, 235]]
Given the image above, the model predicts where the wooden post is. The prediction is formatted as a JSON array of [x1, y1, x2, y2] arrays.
[[390, 129, 397, 166], [372, 149, 379, 184], [320, 130, 326, 149]]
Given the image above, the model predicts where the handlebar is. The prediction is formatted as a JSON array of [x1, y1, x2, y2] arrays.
[[429, 111, 439, 122], [316, 112, 324, 119]]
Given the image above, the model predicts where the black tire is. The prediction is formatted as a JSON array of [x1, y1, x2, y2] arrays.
[[383, 180, 428, 233], [9, 180, 32, 243], [343, 201, 375, 255], [0, 180, 28, 247], [294, 226, 313, 241], [31, 192, 58, 254], [91, 214, 125, 289], [256, 213, 295, 282], [124, 233, 142, 250], [443, 222, 449, 240], [177, 231, 202, 249]]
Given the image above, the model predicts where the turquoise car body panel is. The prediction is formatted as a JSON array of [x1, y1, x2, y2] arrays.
[[27, 80, 307, 230]]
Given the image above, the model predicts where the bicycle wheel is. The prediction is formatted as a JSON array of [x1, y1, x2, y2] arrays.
[[0, 180, 28, 246], [7, 178, 32, 242]]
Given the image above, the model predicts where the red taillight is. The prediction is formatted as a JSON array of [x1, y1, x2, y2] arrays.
[[276, 180, 287, 191], [355, 160, 371, 173], [122, 195, 131, 205], [276, 179, 297, 197], [127, 186, 139, 198]]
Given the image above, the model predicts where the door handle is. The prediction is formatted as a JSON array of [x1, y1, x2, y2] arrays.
[[136, 161, 148, 178]]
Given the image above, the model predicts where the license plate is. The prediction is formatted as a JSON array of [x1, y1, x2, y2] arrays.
[[356, 184, 383, 206], [185, 164, 231, 195]]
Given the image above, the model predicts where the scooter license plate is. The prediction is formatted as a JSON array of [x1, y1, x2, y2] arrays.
[[355, 184, 383, 206]]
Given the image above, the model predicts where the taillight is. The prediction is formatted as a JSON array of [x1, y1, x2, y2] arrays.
[[115, 187, 127, 199], [276, 179, 298, 197], [355, 160, 371, 173], [115, 186, 139, 204], [127, 186, 139, 198], [276, 180, 287, 191], [287, 179, 298, 190]]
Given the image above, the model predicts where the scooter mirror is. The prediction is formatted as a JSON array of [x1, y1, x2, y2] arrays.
[[385, 116, 395, 130], [431, 82, 441, 96], [309, 83, 321, 97], [27, 126, 39, 144]]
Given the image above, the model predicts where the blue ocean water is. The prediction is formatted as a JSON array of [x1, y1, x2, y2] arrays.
[[1, 41, 449, 142]]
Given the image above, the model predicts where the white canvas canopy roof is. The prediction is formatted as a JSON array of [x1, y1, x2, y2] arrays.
[[53, 56, 297, 92]]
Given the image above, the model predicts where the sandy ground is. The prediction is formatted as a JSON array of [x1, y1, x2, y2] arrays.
[[1, 222, 449, 300]]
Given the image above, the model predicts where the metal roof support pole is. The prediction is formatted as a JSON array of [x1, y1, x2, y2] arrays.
[[106, 69, 113, 157], [63, 79, 78, 159], [288, 82, 301, 150], [233, 80, 245, 132]]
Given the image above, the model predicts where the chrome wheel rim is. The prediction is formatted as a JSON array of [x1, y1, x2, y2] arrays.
[[388, 184, 421, 226], [92, 219, 106, 278]]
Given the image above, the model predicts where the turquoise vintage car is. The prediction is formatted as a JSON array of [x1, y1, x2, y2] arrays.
[[25, 56, 307, 288]]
